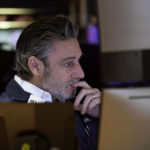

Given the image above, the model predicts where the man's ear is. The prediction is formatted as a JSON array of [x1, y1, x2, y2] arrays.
[[28, 56, 44, 76]]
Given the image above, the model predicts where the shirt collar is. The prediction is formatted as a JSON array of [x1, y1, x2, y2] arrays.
[[14, 75, 52, 103]]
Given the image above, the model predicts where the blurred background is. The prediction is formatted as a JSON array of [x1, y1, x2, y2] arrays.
[[1, 0, 150, 92]]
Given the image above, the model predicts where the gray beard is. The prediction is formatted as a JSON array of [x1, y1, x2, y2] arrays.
[[48, 86, 77, 102], [41, 69, 79, 102], [42, 80, 77, 102]]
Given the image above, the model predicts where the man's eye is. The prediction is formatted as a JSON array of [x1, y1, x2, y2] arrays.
[[64, 62, 73, 68]]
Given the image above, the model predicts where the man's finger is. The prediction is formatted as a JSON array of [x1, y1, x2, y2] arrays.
[[74, 88, 97, 106], [88, 98, 101, 111], [87, 99, 101, 117], [73, 104, 82, 111], [81, 92, 101, 114], [73, 81, 91, 88]]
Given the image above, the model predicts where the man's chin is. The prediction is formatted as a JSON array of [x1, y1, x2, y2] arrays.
[[54, 87, 77, 102], [68, 87, 77, 97], [62, 90, 76, 102], [55, 92, 75, 103]]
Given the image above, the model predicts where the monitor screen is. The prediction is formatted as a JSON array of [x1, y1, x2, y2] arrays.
[[98, 87, 150, 150]]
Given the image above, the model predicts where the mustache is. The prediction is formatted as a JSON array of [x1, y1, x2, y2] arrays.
[[66, 79, 80, 87]]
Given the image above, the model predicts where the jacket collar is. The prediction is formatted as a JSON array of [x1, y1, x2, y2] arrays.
[[6, 79, 30, 102]]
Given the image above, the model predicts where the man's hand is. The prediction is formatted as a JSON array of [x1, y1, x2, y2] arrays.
[[73, 81, 101, 118]]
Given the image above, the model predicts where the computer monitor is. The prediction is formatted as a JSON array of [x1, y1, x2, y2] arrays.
[[98, 87, 150, 150], [0, 103, 77, 150], [0, 116, 9, 150]]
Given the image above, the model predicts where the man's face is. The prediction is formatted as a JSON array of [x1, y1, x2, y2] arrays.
[[41, 38, 85, 102]]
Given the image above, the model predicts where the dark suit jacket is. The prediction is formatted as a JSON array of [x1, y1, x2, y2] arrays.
[[0, 79, 99, 150]]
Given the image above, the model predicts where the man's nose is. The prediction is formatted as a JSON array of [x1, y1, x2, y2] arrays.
[[72, 64, 85, 79]]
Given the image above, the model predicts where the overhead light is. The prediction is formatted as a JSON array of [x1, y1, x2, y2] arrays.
[[0, 21, 33, 29], [0, 8, 37, 15]]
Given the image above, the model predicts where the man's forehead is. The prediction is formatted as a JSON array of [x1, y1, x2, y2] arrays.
[[52, 39, 80, 50], [51, 39, 82, 58]]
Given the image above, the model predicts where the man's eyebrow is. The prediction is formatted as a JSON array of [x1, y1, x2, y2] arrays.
[[59, 57, 76, 63]]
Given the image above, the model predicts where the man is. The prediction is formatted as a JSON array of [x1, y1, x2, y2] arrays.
[[0, 15, 101, 150]]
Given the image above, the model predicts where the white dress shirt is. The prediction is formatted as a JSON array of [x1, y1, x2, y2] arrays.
[[14, 75, 52, 103]]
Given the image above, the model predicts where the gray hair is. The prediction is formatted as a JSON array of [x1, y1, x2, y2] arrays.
[[16, 15, 78, 80]]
